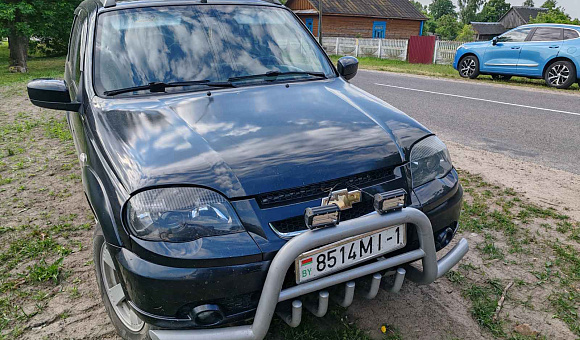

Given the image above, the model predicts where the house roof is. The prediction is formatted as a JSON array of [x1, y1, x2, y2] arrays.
[[292, 0, 427, 21], [500, 6, 548, 24], [471, 22, 507, 36]]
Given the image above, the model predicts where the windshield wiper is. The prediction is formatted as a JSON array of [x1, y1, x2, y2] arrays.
[[228, 71, 327, 82], [104, 80, 236, 96]]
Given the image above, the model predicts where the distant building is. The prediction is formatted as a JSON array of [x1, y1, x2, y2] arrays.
[[499, 6, 549, 29], [471, 6, 549, 41], [471, 22, 508, 41], [285, 0, 428, 39]]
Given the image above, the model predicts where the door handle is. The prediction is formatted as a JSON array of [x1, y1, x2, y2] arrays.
[[549, 45, 560, 49], [511, 46, 521, 49]]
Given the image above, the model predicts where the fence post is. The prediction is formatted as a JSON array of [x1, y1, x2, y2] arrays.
[[403, 40, 408, 61], [378, 39, 382, 59], [433, 40, 439, 64], [355, 38, 359, 57], [335, 37, 339, 55]]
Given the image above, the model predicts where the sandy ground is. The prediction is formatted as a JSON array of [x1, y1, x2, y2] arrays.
[[447, 141, 580, 221], [1, 84, 578, 340]]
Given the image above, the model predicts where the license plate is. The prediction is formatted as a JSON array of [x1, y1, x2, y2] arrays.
[[295, 224, 406, 284]]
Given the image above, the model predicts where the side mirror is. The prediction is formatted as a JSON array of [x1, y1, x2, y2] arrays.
[[27, 79, 80, 111], [337, 56, 359, 81], [492, 37, 498, 46]]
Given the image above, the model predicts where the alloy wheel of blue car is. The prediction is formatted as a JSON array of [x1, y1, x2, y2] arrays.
[[459, 56, 479, 79], [546, 61, 575, 88]]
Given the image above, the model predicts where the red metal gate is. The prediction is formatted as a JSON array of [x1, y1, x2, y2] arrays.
[[408, 36, 436, 64]]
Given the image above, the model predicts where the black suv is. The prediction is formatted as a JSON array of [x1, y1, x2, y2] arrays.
[[27, 0, 468, 339]]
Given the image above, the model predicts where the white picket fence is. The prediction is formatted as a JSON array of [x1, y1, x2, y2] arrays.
[[321, 37, 409, 61], [434, 40, 464, 65], [320, 37, 461, 65]]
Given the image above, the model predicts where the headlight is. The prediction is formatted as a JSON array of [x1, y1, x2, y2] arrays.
[[457, 44, 465, 51], [125, 187, 244, 242], [410, 136, 453, 188]]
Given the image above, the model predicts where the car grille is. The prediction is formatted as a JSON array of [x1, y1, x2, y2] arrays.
[[270, 196, 376, 235], [257, 167, 394, 208]]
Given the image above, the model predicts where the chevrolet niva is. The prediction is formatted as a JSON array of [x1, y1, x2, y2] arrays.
[[28, 0, 469, 339]]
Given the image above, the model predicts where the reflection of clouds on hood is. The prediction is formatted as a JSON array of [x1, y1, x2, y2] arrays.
[[212, 123, 392, 180]]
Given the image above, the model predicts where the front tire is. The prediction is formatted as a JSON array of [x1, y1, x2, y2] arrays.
[[93, 224, 151, 340], [544, 60, 577, 89], [458, 55, 480, 79]]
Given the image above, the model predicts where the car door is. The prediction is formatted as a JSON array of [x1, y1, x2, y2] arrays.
[[481, 27, 533, 75], [517, 27, 563, 76]]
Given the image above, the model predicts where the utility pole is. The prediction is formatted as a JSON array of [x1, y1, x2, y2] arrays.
[[318, 0, 322, 42]]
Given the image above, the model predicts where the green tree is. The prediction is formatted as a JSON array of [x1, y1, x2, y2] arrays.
[[477, 0, 511, 22], [435, 14, 461, 40], [541, 0, 557, 10], [0, 0, 80, 72], [458, 0, 483, 25], [429, 0, 456, 21], [456, 24, 476, 41], [410, 0, 426, 12], [530, 5, 580, 24], [523, 0, 535, 6]]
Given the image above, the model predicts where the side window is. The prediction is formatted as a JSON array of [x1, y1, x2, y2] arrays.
[[497, 28, 532, 42], [530, 28, 562, 41], [68, 12, 87, 86], [564, 29, 579, 40], [76, 21, 88, 85]]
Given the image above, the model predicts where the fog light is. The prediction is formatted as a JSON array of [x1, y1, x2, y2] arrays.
[[304, 204, 340, 230], [374, 189, 406, 214], [191, 304, 224, 326]]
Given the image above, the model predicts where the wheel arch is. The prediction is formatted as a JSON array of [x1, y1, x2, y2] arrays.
[[458, 52, 479, 64], [542, 57, 578, 78]]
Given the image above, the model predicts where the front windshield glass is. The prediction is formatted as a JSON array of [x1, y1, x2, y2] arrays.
[[94, 5, 335, 95]]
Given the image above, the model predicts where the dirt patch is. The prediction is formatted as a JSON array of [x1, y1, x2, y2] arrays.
[[447, 141, 580, 221], [0, 85, 118, 339]]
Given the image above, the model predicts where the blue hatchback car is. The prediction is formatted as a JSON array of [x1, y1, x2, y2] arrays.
[[454, 23, 580, 89]]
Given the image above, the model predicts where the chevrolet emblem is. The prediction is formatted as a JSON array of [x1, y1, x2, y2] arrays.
[[321, 189, 362, 211]]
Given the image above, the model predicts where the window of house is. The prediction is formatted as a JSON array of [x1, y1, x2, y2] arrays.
[[530, 27, 563, 41], [373, 21, 386, 39], [305, 18, 313, 33]]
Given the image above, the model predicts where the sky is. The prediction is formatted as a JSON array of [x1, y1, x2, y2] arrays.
[[415, 0, 580, 20]]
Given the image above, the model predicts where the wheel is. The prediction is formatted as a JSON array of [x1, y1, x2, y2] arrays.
[[458, 56, 480, 79], [544, 60, 577, 89], [491, 74, 512, 81], [93, 224, 151, 340]]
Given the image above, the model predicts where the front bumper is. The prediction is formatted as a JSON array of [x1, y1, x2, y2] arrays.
[[149, 208, 469, 340]]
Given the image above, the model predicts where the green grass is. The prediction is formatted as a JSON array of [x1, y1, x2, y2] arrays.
[[329, 55, 580, 91], [0, 41, 65, 87], [463, 280, 506, 338]]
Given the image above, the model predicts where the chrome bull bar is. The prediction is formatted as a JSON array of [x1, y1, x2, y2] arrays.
[[149, 208, 469, 340]]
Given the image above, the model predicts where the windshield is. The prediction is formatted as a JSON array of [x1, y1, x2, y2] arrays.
[[93, 5, 335, 96]]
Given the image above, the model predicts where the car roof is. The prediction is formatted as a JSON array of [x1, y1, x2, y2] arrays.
[[89, 0, 281, 11], [517, 23, 580, 31]]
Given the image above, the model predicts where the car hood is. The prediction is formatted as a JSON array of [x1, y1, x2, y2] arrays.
[[91, 78, 430, 198]]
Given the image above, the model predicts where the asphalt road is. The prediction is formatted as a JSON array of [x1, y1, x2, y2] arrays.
[[351, 70, 580, 175]]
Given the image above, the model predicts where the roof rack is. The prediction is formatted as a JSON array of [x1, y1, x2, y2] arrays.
[[102, 0, 116, 8]]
